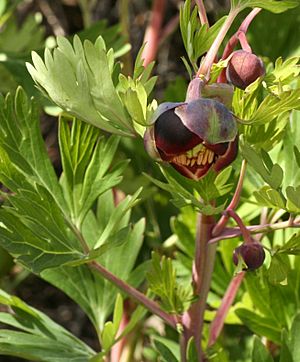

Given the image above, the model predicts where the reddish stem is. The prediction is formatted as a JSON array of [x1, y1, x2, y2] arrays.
[[181, 213, 216, 361], [142, 0, 166, 67], [224, 209, 253, 244], [195, 0, 209, 26], [90, 261, 177, 329], [208, 271, 245, 346], [197, 8, 239, 79], [209, 217, 300, 244], [213, 160, 247, 237], [217, 8, 261, 82], [110, 300, 130, 362], [222, 8, 261, 60], [238, 32, 252, 52]]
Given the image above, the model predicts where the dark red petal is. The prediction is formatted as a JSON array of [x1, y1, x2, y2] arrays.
[[144, 126, 162, 161], [213, 135, 238, 172], [204, 142, 229, 156], [171, 161, 212, 180], [150, 102, 185, 125], [154, 109, 201, 156], [174, 98, 237, 145]]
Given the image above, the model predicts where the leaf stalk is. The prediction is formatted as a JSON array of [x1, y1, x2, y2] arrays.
[[90, 261, 178, 329]]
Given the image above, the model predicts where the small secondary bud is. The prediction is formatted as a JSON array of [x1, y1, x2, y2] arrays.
[[226, 50, 265, 90], [233, 241, 265, 270]]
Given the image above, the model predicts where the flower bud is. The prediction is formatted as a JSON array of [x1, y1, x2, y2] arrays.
[[226, 50, 265, 90], [233, 241, 265, 270]]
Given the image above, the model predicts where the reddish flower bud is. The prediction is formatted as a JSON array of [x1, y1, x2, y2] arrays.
[[233, 241, 265, 270], [144, 99, 238, 180], [226, 50, 265, 90]]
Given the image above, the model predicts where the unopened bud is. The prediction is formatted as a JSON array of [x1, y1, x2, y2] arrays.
[[233, 241, 265, 270], [226, 50, 265, 90]]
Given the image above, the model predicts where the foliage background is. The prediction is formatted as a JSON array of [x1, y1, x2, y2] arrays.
[[0, 0, 300, 361]]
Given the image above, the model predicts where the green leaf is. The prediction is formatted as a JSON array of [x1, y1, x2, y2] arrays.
[[0, 87, 66, 211], [244, 272, 279, 321], [286, 186, 300, 212], [0, 289, 95, 361], [118, 75, 157, 128], [231, 0, 300, 13], [95, 217, 146, 327], [235, 308, 282, 344], [27, 35, 135, 137], [42, 218, 145, 332], [153, 336, 180, 362], [186, 337, 198, 362], [241, 143, 283, 189], [252, 336, 274, 362], [267, 254, 290, 285], [171, 215, 195, 258], [293, 146, 300, 168], [254, 186, 286, 209], [245, 89, 300, 126], [265, 57, 300, 91], [0, 12, 44, 53], [289, 313, 300, 361], [93, 188, 142, 249], [279, 340, 293, 362], [277, 233, 300, 255], [42, 264, 109, 332], [59, 116, 127, 228], [144, 165, 230, 215], [179, 0, 226, 67], [147, 252, 192, 313], [0, 164, 84, 273], [279, 111, 300, 190], [101, 294, 123, 351]]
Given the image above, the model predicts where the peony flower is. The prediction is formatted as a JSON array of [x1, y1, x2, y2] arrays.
[[144, 98, 238, 180]]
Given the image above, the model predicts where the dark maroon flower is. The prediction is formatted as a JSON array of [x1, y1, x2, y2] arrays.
[[233, 241, 265, 270], [226, 50, 265, 90], [144, 98, 238, 180]]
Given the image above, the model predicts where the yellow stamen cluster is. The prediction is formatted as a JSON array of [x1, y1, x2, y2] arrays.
[[173, 144, 215, 167]]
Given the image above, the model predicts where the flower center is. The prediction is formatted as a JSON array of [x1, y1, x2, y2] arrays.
[[172, 144, 215, 167]]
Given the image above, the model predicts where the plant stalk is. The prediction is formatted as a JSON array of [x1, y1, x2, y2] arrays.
[[209, 217, 300, 244], [213, 159, 247, 237], [195, 0, 209, 26], [226, 209, 253, 243], [217, 8, 261, 82], [90, 261, 177, 329], [197, 8, 240, 78], [142, 0, 166, 66], [208, 271, 245, 346], [181, 213, 216, 361], [221, 8, 261, 60]]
